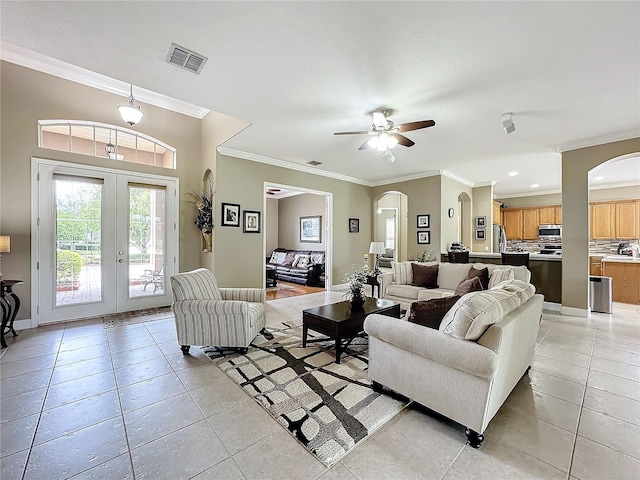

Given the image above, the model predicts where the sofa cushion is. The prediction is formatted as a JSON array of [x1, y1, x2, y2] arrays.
[[466, 266, 489, 290], [293, 254, 311, 268], [417, 288, 456, 301], [439, 285, 524, 341], [503, 279, 536, 303], [454, 276, 483, 296], [411, 263, 439, 288], [269, 251, 287, 265], [310, 252, 324, 264], [408, 295, 461, 329], [386, 284, 425, 301], [488, 268, 515, 289], [437, 263, 473, 290]]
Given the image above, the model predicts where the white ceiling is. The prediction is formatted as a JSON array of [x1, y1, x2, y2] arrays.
[[1, 1, 639, 196]]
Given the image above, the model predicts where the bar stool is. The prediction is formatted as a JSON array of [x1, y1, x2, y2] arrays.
[[501, 252, 529, 267], [448, 251, 470, 263]]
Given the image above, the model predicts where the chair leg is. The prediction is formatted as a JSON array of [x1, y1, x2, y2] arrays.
[[371, 380, 384, 393], [465, 428, 485, 448], [180, 345, 190, 354]]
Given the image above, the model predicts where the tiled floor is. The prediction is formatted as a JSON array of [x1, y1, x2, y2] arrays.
[[1, 293, 639, 479]]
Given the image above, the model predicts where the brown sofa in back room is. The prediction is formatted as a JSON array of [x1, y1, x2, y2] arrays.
[[267, 248, 325, 287]]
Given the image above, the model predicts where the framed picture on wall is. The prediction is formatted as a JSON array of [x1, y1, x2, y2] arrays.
[[417, 214, 430, 228], [243, 210, 261, 233], [221, 203, 241, 227], [475, 229, 486, 241], [300, 215, 322, 243], [348, 218, 359, 233], [417, 231, 430, 244], [475, 216, 487, 228]]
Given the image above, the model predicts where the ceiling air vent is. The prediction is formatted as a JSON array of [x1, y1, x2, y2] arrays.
[[166, 43, 208, 74], [307, 161, 322, 166]]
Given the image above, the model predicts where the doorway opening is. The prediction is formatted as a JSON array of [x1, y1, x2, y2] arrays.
[[374, 191, 407, 264], [264, 183, 332, 300]]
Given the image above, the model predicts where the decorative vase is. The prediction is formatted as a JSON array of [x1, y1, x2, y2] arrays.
[[350, 295, 365, 309], [202, 231, 212, 253]]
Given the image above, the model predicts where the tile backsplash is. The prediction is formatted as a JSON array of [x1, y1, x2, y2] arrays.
[[505, 238, 639, 255], [589, 239, 639, 256]]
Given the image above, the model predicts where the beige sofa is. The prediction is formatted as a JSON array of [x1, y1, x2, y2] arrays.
[[378, 261, 531, 310], [364, 277, 543, 448]]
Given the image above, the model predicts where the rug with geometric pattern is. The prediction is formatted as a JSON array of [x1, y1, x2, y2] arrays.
[[203, 319, 409, 465]]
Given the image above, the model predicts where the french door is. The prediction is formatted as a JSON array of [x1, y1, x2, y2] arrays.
[[33, 159, 178, 324]]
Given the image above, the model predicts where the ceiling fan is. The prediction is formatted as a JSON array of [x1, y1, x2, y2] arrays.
[[333, 109, 436, 152]]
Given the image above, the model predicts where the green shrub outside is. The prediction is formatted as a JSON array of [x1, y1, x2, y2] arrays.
[[57, 250, 82, 283]]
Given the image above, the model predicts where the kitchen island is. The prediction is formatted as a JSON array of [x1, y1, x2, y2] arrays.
[[602, 255, 640, 305], [441, 252, 562, 304]]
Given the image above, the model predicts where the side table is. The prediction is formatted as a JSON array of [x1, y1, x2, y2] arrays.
[[365, 275, 380, 298], [1, 279, 23, 348]]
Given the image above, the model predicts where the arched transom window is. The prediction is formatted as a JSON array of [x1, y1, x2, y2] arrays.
[[38, 120, 176, 169]]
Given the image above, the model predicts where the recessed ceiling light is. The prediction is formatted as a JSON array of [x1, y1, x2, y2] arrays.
[[593, 176, 604, 181], [531, 184, 539, 188], [508, 171, 518, 177]]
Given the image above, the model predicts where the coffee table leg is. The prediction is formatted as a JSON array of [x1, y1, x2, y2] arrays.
[[335, 336, 341, 364], [302, 324, 308, 347]]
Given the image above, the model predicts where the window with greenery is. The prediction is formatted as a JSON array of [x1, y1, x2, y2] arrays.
[[38, 120, 176, 169]]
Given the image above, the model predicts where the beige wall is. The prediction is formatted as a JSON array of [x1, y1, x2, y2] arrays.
[[471, 185, 493, 252], [0, 62, 204, 320], [562, 138, 640, 312], [265, 198, 279, 255], [213, 154, 372, 288], [278, 193, 326, 250]]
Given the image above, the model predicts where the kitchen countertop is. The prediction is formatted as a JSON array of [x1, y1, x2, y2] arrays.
[[601, 255, 640, 263], [444, 252, 563, 262]]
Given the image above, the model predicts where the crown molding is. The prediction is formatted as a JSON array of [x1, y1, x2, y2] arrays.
[[588, 180, 640, 191], [554, 130, 640, 153], [474, 180, 498, 188], [494, 188, 562, 199], [217, 147, 370, 186], [0, 41, 210, 119]]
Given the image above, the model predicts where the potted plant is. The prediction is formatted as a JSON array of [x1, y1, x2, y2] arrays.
[[342, 263, 372, 308], [187, 191, 213, 252]]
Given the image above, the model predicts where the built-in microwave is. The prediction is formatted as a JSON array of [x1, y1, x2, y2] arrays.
[[539, 224, 562, 239]]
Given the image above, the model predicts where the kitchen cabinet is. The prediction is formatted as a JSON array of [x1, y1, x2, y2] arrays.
[[591, 203, 616, 239], [602, 259, 640, 305], [493, 201, 502, 224], [503, 209, 523, 240], [615, 201, 639, 239], [523, 208, 540, 239], [539, 206, 562, 225], [590, 256, 603, 276]]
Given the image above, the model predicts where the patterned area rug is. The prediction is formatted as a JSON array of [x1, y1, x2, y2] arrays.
[[102, 307, 173, 328], [203, 320, 409, 465]]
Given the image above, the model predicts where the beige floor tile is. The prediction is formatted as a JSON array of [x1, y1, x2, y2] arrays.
[[571, 435, 640, 480], [539, 335, 593, 355], [0, 413, 39, 457], [107, 332, 156, 354], [594, 336, 640, 355], [189, 376, 251, 417], [191, 458, 246, 480], [452, 441, 567, 480], [0, 353, 56, 380], [110, 344, 164, 369], [535, 343, 591, 368], [0, 342, 60, 363], [587, 369, 640, 402], [149, 329, 177, 344], [24, 417, 128, 480], [0, 369, 51, 399], [175, 362, 228, 390], [59, 333, 108, 352], [44, 370, 117, 409], [55, 344, 111, 366], [35, 390, 121, 445], [233, 429, 326, 480], [0, 449, 29, 480], [531, 354, 589, 384], [4, 332, 62, 349], [590, 356, 640, 382], [577, 408, 640, 459], [596, 330, 640, 346], [499, 387, 581, 433], [131, 420, 229, 480], [118, 372, 186, 412], [106, 324, 150, 341], [124, 391, 205, 449], [592, 344, 640, 366], [143, 319, 176, 334], [50, 355, 114, 385], [164, 347, 215, 370], [440, 467, 472, 480], [67, 453, 134, 480], [522, 369, 585, 405], [113, 356, 173, 387], [0, 387, 47, 424], [582, 386, 640, 426], [318, 463, 358, 480], [207, 399, 281, 455]]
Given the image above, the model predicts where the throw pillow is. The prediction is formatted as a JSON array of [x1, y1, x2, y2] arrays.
[[283, 251, 297, 266], [269, 251, 287, 265], [488, 268, 515, 289], [296, 255, 311, 268], [408, 296, 461, 329], [454, 276, 483, 296], [466, 266, 489, 290], [411, 263, 439, 288]]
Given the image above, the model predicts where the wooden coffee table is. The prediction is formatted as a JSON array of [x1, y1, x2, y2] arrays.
[[302, 297, 400, 363]]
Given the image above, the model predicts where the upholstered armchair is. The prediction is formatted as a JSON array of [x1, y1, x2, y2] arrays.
[[169, 268, 266, 354]]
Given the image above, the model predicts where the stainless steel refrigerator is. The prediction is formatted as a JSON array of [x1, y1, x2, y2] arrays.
[[493, 224, 507, 253]]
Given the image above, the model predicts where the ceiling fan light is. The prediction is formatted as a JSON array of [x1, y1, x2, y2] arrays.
[[386, 135, 399, 149], [368, 136, 379, 149], [376, 133, 389, 151]]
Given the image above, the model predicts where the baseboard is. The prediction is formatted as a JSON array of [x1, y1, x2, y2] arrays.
[[12, 319, 34, 330], [561, 306, 589, 318], [543, 301, 562, 313]]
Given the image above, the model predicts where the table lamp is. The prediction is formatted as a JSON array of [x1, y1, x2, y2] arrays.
[[369, 241, 386, 273], [0, 236, 10, 280]]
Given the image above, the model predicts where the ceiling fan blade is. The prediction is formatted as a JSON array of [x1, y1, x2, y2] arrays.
[[372, 111, 388, 128], [396, 120, 436, 132], [358, 139, 370, 150], [334, 130, 370, 136], [390, 133, 415, 147]]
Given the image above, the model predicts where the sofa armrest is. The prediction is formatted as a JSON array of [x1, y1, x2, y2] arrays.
[[220, 288, 266, 304], [377, 272, 395, 297], [172, 299, 250, 316], [364, 314, 499, 379]]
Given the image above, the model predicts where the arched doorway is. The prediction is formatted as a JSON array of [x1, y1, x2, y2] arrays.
[[374, 191, 408, 262]]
